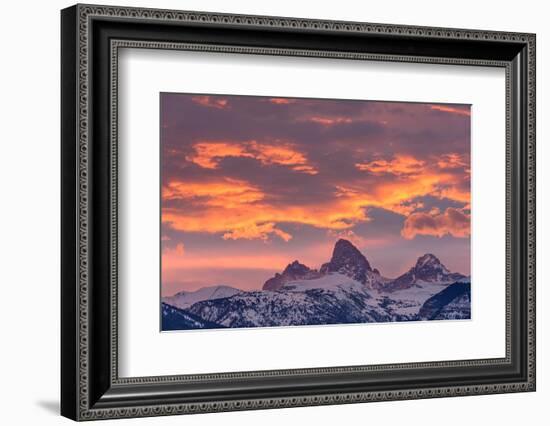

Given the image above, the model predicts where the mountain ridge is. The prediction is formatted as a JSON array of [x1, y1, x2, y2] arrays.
[[261, 239, 466, 292], [263, 260, 322, 291], [161, 302, 227, 330], [161, 239, 471, 331], [162, 276, 471, 330], [163, 285, 241, 310], [385, 253, 467, 292]]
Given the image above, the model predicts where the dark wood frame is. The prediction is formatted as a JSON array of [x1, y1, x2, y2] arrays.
[[61, 4, 536, 421]]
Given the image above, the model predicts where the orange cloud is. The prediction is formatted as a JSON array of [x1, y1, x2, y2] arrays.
[[306, 116, 353, 126], [191, 96, 229, 109], [162, 175, 368, 241], [223, 222, 292, 242], [340, 153, 470, 219], [437, 153, 469, 170], [163, 151, 470, 242], [353, 154, 470, 210], [162, 171, 467, 242], [401, 208, 470, 239], [185, 143, 250, 169], [355, 155, 426, 176], [437, 186, 470, 204], [185, 140, 318, 174], [163, 178, 264, 208], [430, 105, 471, 117], [391, 201, 425, 216], [163, 197, 363, 241], [335, 171, 441, 216], [269, 98, 296, 105]]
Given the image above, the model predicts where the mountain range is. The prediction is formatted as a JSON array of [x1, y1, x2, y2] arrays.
[[162, 239, 470, 331]]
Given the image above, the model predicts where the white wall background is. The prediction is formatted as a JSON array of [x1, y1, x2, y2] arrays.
[[0, 0, 546, 424]]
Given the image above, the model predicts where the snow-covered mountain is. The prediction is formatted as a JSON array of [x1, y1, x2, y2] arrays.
[[263, 260, 321, 291], [161, 303, 226, 330], [160, 239, 471, 331], [187, 273, 397, 328], [319, 239, 386, 289], [163, 285, 241, 310], [384, 253, 466, 292], [418, 282, 471, 320], [176, 273, 470, 329]]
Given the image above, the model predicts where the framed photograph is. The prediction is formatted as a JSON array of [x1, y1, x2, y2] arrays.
[[61, 4, 536, 421]]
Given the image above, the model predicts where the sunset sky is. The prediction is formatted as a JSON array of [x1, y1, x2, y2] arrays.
[[161, 93, 471, 296]]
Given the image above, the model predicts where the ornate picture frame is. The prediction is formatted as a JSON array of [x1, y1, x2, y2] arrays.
[[61, 4, 535, 421]]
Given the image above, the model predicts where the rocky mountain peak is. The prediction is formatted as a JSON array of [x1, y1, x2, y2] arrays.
[[414, 253, 449, 273], [320, 239, 377, 286], [263, 261, 320, 291], [283, 260, 311, 276], [384, 253, 465, 292], [328, 239, 372, 270]]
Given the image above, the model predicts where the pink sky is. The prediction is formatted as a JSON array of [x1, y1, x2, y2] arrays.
[[161, 94, 471, 295]]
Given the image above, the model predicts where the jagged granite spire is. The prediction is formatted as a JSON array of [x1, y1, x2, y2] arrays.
[[319, 239, 384, 289], [263, 260, 321, 291], [385, 253, 466, 292]]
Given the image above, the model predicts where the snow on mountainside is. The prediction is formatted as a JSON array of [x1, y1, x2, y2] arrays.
[[160, 239, 471, 331], [161, 303, 225, 330], [319, 239, 386, 289], [281, 272, 366, 292], [263, 260, 322, 291], [262, 240, 464, 294], [186, 274, 395, 328], [384, 253, 466, 292], [179, 273, 470, 329], [376, 282, 456, 317], [433, 293, 471, 320], [418, 282, 471, 320], [280, 273, 470, 319], [163, 285, 241, 310]]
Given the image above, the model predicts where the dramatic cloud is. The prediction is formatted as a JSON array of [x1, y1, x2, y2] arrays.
[[163, 178, 264, 207], [185, 140, 318, 174], [160, 94, 472, 290], [355, 155, 426, 176], [162, 180, 369, 241], [223, 222, 292, 242], [269, 98, 296, 105], [303, 116, 353, 126], [162, 151, 469, 243], [337, 159, 468, 216], [190, 95, 229, 109], [430, 104, 471, 116], [401, 208, 470, 239], [437, 153, 470, 170]]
